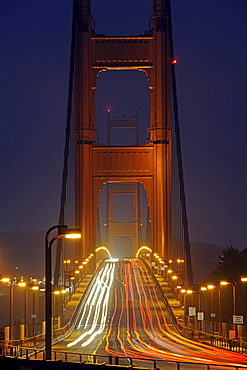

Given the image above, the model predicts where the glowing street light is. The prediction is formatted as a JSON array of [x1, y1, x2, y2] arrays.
[[220, 280, 239, 339], [24, 284, 40, 338], [31, 285, 39, 337], [206, 284, 223, 336], [207, 285, 217, 335], [182, 289, 193, 326], [45, 224, 81, 360], [0, 279, 26, 341], [1, 278, 10, 283]]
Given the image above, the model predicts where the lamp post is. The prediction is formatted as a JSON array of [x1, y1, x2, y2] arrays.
[[1, 279, 26, 341], [207, 285, 216, 335], [215, 285, 223, 336], [45, 224, 81, 360], [32, 286, 39, 337], [24, 284, 39, 338], [11, 281, 26, 341], [191, 289, 204, 332], [53, 290, 61, 336], [181, 289, 193, 327], [176, 259, 184, 285], [206, 285, 223, 336], [63, 259, 71, 284], [167, 269, 173, 284], [220, 281, 238, 340], [24, 287, 29, 338], [9, 283, 14, 341], [9, 285, 14, 341]]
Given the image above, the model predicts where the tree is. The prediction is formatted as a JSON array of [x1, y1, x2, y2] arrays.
[[217, 246, 247, 282]]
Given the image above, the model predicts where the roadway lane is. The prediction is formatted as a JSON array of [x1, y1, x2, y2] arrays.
[[54, 259, 247, 369]]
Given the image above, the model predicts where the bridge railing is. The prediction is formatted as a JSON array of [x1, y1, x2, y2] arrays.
[[1, 344, 247, 370], [176, 322, 247, 354], [151, 267, 247, 355], [165, 268, 247, 354], [3, 265, 247, 361], [2, 274, 90, 350]]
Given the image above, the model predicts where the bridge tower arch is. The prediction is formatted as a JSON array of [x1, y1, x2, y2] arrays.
[[104, 182, 143, 257], [74, 0, 172, 261]]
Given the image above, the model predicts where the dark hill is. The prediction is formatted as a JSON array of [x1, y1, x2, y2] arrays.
[[173, 239, 224, 284], [190, 241, 224, 284], [0, 231, 44, 279], [0, 232, 224, 284]]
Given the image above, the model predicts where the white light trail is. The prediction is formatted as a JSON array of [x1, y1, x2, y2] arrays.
[[67, 261, 116, 348]]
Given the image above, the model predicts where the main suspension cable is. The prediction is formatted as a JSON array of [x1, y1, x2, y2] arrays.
[[54, 0, 77, 287], [167, 0, 193, 285]]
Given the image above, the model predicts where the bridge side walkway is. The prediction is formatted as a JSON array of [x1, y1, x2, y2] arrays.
[[155, 274, 247, 354], [64, 274, 184, 330], [60, 271, 247, 355], [155, 275, 185, 324], [62, 275, 92, 327]]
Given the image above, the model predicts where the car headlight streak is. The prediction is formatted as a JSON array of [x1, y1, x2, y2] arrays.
[[104, 259, 247, 367], [66, 258, 247, 367], [67, 261, 116, 348]]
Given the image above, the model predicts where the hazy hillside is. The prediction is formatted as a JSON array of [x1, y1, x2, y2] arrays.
[[0, 232, 224, 284], [0, 231, 44, 278], [172, 239, 224, 284], [190, 241, 224, 284]]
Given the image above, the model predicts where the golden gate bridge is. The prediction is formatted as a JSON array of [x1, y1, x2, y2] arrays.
[[1, 0, 247, 369]]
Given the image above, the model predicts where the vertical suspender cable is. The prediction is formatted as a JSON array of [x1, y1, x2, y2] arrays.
[[54, 0, 77, 287], [96, 205, 101, 247], [166, 0, 193, 285]]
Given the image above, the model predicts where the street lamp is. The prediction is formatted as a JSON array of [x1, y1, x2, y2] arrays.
[[45, 224, 81, 360], [220, 281, 238, 339], [191, 288, 204, 332], [207, 285, 216, 335], [24, 284, 39, 338], [206, 285, 223, 336], [31, 286, 39, 337], [181, 289, 193, 327], [176, 259, 184, 284], [0, 279, 26, 341], [167, 269, 173, 283]]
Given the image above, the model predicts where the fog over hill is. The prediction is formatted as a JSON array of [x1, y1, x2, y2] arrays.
[[189, 241, 224, 284], [0, 231, 226, 284], [0, 231, 44, 279], [0, 232, 226, 332]]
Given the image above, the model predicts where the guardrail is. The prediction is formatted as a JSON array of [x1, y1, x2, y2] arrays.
[[147, 263, 247, 355], [3, 274, 90, 350], [1, 345, 247, 370], [176, 323, 247, 354], [2, 263, 247, 368]]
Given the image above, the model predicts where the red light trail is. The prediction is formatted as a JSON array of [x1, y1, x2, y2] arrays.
[[61, 258, 247, 368]]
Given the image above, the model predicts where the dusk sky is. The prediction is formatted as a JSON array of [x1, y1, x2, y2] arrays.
[[1, 0, 247, 250]]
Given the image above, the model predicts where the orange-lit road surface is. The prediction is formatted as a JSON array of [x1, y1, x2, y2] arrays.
[[55, 259, 247, 369]]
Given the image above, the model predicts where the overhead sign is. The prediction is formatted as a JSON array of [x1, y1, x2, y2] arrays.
[[233, 315, 244, 324]]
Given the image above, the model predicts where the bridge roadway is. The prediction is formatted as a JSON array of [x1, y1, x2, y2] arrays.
[[53, 259, 247, 369]]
